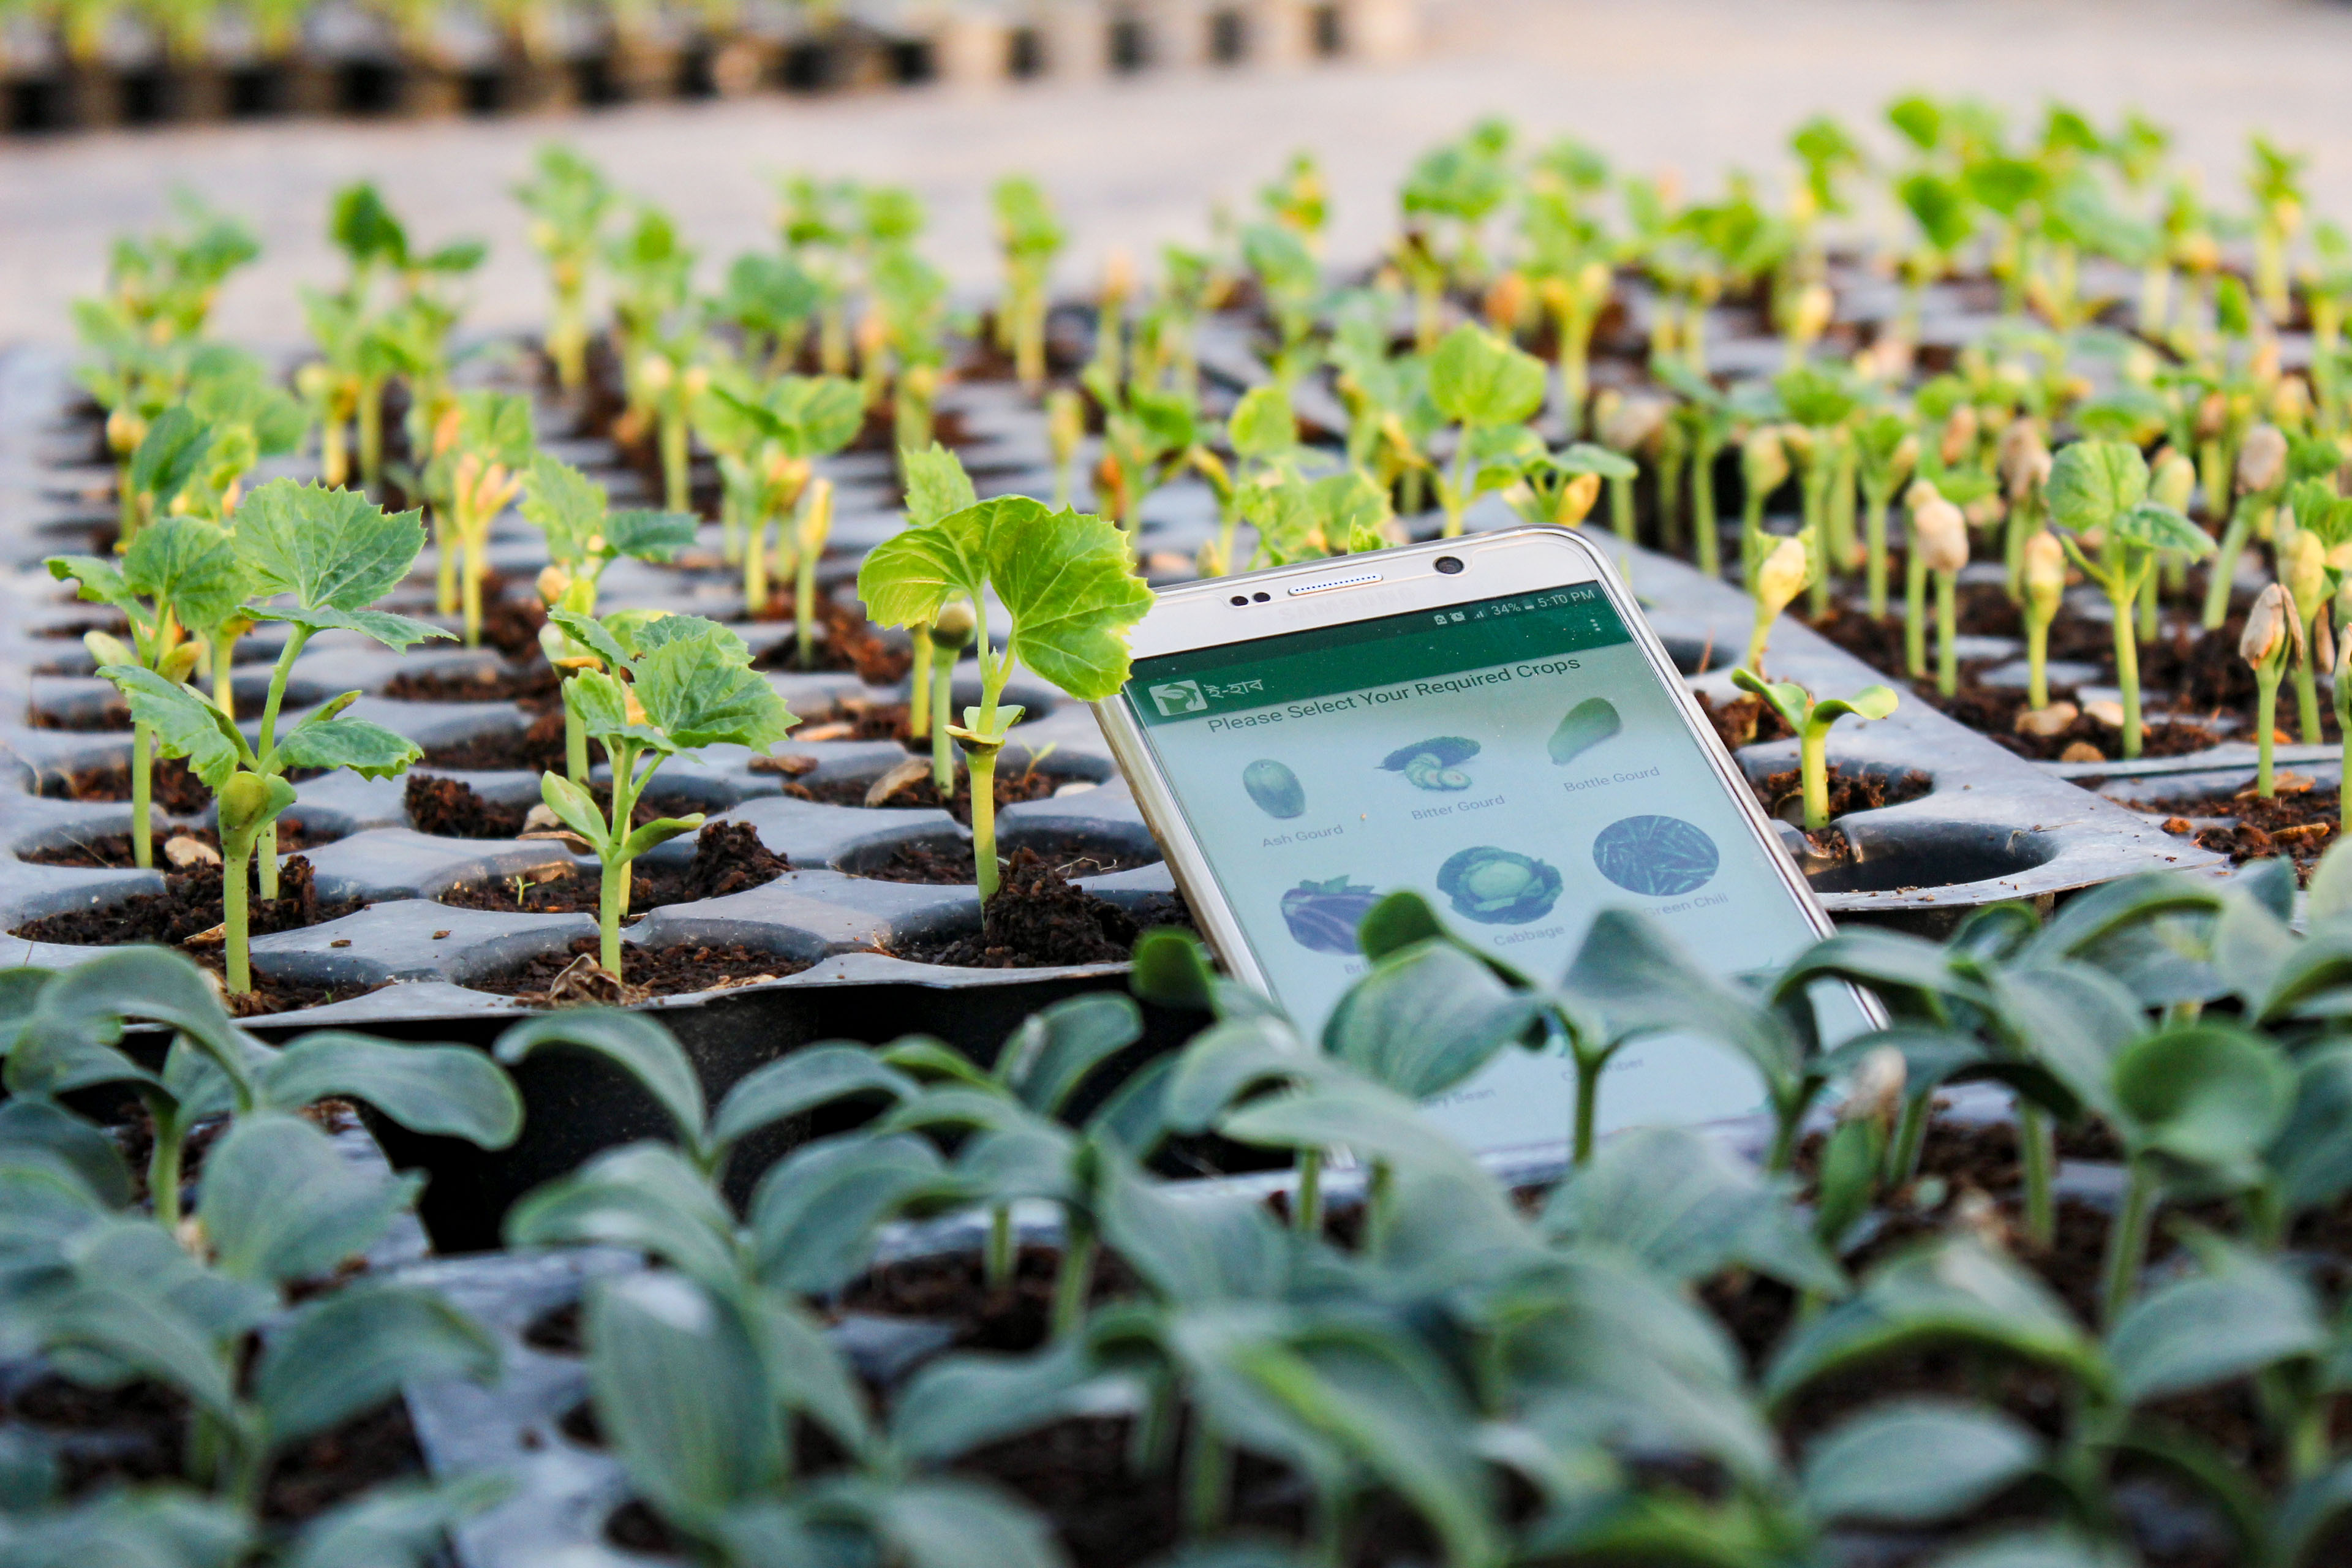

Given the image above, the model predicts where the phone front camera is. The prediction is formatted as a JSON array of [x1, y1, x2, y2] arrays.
[[1434, 556, 1465, 575], [1230, 595, 1248, 606], [1253, 592, 1270, 602]]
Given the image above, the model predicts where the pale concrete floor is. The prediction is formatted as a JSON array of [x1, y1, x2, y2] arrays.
[[6, 0, 2352, 352]]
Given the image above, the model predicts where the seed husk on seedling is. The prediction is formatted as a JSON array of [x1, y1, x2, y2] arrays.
[[1913, 489, 1970, 697], [2242, 582, 2302, 799], [1746, 535, 1809, 674], [2205, 423, 2290, 629], [2021, 529, 2068, 713], [1730, 668, 1899, 832]]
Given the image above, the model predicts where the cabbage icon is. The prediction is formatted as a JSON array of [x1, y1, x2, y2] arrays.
[[1435, 846, 1564, 925]]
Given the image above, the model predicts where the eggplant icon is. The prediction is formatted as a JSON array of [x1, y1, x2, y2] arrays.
[[1243, 759, 1306, 819]]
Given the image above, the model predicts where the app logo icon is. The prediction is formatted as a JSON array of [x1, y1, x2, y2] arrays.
[[1150, 680, 1208, 715]]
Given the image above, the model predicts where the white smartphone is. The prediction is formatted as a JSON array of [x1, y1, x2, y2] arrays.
[[1093, 526, 1875, 1160]]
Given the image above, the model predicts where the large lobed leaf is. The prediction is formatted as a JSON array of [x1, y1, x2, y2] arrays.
[[99, 666, 247, 790], [2045, 440, 2150, 535], [631, 627, 798, 752], [985, 505, 1153, 701], [232, 480, 428, 614], [1429, 323, 1547, 429]]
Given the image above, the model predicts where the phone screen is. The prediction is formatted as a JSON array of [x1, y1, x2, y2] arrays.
[[1124, 577, 1865, 1156]]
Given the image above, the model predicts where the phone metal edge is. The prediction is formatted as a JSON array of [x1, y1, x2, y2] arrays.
[[1094, 527, 1878, 1024]]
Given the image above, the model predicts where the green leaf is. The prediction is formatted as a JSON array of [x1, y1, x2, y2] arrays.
[[257, 1033, 522, 1148], [232, 480, 427, 612], [857, 498, 1001, 627], [2108, 1248, 2326, 1404], [603, 508, 698, 564], [1764, 1240, 2101, 1405], [748, 1133, 946, 1295], [997, 993, 1143, 1115], [124, 514, 246, 637], [1429, 323, 1547, 428], [1544, 1126, 1844, 1295], [735, 1286, 876, 1460], [129, 407, 216, 507], [801, 1476, 1065, 1568], [1812, 685, 1901, 725], [270, 712, 423, 780], [1221, 1076, 1483, 1183], [2109, 501, 2215, 559], [518, 454, 606, 565], [616, 814, 706, 863], [1097, 1153, 1287, 1305], [1228, 385, 1297, 460], [546, 609, 630, 672], [502, 1143, 739, 1291], [244, 603, 451, 653], [4, 949, 248, 1104], [1322, 941, 1540, 1099], [1800, 1400, 2041, 1523], [986, 505, 1155, 701], [46, 552, 138, 616], [102, 665, 247, 789], [901, 443, 979, 530], [255, 1286, 499, 1449], [631, 629, 797, 751], [713, 1046, 921, 1153], [282, 1476, 511, 1568], [198, 1113, 421, 1285], [1564, 911, 1803, 1092], [535, 772, 611, 853], [494, 1010, 707, 1153], [26, 1297, 235, 1479], [2046, 440, 2150, 535], [2270, 1044, 2352, 1213], [586, 1272, 783, 1529], [2111, 1023, 2292, 1187], [888, 1342, 1104, 1464], [0, 1097, 133, 1208], [1128, 928, 1220, 1011]]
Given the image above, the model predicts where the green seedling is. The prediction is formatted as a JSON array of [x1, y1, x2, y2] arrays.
[[1592, 389, 1668, 544], [2242, 584, 2302, 799], [859, 497, 1152, 903], [897, 443, 981, 759], [1912, 486, 1970, 697], [2049, 440, 2215, 759], [1086, 371, 1200, 545], [1652, 358, 1739, 577], [1523, 145, 1613, 433], [1740, 423, 1791, 586], [990, 176, 1063, 390], [2285, 476, 2352, 741], [2021, 529, 2066, 711], [47, 516, 241, 869], [1995, 417, 2051, 601], [714, 251, 821, 381], [1396, 118, 1512, 350], [1198, 382, 1300, 577], [2337, 636, 2352, 832], [1774, 363, 1863, 615], [2248, 135, 2309, 326], [1746, 534, 1809, 674], [699, 375, 862, 618], [513, 145, 616, 394], [2204, 423, 2290, 630], [1502, 442, 1628, 532], [872, 244, 948, 459], [1245, 469, 1395, 568], [431, 391, 534, 647], [101, 481, 452, 993], [1046, 386, 1085, 510], [1427, 323, 1546, 538], [1242, 221, 1325, 390], [522, 453, 698, 780], [1730, 668, 1899, 833], [1853, 408, 1919, 617], [606, 203, 697, 480], [539, 611, 796, 979]]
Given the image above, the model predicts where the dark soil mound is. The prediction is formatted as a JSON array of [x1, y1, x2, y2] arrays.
[[437, 821, 788, 913], [470, 935, 810, 1000], [12, 855, 362, 948], [890, 848, 1190, 970]]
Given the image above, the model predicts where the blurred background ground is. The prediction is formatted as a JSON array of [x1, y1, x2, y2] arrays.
[[6, 0, 2352, 350]]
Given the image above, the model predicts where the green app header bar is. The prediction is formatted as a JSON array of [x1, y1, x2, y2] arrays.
[[1126, 582, 1633, 728]]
